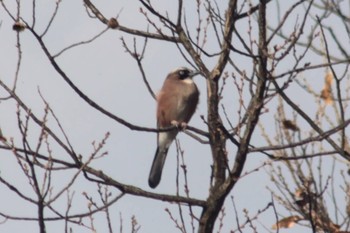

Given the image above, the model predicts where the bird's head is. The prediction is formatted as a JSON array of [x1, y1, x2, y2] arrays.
[[169, 67, 200, 82]]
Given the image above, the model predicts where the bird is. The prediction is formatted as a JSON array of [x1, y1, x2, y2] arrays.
[[148, 67, 200, 188]]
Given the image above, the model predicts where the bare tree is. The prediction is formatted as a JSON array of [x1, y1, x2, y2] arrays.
[[0, 0, 349, 232]]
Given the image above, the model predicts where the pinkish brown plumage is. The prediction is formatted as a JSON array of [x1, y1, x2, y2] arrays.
[[148, 67, 200, 188]]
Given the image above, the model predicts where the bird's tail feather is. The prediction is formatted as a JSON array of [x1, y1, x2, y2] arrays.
[[148, 147, 168, 188]]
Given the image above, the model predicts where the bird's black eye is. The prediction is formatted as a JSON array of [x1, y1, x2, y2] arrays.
[[178, 69, 189, 79]]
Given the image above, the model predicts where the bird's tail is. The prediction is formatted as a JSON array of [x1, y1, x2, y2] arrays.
[[148, 147, 168, 188]]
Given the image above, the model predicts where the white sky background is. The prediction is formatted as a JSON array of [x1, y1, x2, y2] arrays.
[[0, 0, 349, 232]]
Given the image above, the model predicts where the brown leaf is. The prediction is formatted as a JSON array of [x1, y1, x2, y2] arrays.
[[0, 128, 6, 142], [344, 139, 350, 155], [282, 120, 299, 131], [325, 71, 334, 86], [320, 71, 333, 104], [294, 188, 305, 198], [12, 21, 26, 32], [272, 216, 302, 230], [295, 190, 308, 207], [347, 201, 350, 219]]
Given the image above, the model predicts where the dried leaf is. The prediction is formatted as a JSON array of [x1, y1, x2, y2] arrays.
[[344, 139, 350, 155], [331, 224, 340, 232], [325, 71, 334, 86], [294, 188, 304, 198], [295, 199, 308, 207], [272, 216, 302, 230], [347, 201, 350, 218], [0, 135, 6, 142], [12, 21, 26, 32], [320, 71, 333, 104], [282, 120, 299, 131]]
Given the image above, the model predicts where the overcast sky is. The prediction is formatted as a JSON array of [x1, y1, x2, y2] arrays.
[[0, 1, 349, 232]]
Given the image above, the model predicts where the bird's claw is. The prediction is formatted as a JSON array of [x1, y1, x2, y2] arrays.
[[171, 120, 187, 130]]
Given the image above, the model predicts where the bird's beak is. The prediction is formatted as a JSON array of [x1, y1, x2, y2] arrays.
[[189, 70, 200, 77]]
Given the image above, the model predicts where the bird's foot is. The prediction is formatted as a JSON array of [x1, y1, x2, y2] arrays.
[[171, 120, 187, 130]]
